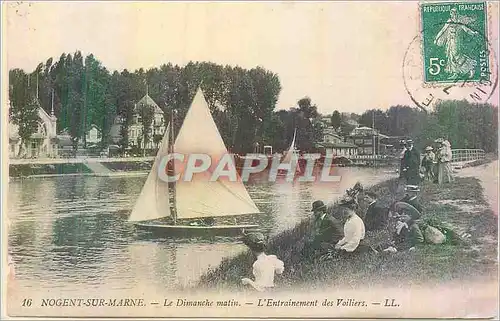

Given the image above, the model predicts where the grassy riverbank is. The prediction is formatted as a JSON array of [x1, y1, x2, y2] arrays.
[[198, 171, 498, 291]]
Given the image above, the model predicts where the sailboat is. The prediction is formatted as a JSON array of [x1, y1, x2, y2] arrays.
[[278, 128, 301, 176], [128, 87, 261, 237]]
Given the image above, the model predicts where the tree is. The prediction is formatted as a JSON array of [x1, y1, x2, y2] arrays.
[[9, 70, 40, 157], [330, 110, 342, 129]]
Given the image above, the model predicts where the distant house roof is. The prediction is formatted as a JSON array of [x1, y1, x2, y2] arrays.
[[349, 126, 389, 138], [135, 94, 163, 114], [87, 124, 101, 132]]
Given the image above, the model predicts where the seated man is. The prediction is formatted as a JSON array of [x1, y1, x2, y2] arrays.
[[363, 192, 389, 231], [335, 197, 367, 254], [304, 200, 344, 257]]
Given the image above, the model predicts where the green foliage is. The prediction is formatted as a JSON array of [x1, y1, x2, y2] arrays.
[[9, 69, 40, 156], [330, 110, 341, 129], [9, 53, 284, 154], [357, 102, 498, 153]]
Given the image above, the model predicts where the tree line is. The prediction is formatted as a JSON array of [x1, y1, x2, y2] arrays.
[[330, 101, 498, 153], [9, 51, 301, 154], [9, 51, 498, 156]]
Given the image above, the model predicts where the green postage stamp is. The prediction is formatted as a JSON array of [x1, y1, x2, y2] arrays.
[[420, 2, 489, 84]]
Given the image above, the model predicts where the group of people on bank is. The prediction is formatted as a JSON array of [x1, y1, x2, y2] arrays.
[[400, 138, 455, 185], [241, 142, 463, 291]]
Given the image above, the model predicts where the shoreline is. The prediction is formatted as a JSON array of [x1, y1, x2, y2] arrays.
[[8, 157, 486, 179], [197, 159, 498, 291]]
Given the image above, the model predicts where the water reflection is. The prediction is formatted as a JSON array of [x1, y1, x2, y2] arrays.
[[8, 167, 396, 293]]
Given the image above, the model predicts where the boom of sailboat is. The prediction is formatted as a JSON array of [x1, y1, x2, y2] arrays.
[[129, 87, 261, 237]]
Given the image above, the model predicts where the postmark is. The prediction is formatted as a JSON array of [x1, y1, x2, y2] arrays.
[[403, 1, 498, 111]]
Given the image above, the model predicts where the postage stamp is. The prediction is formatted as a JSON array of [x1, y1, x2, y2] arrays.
[[420, 2, 489, 84], [403, 1, 497, 111]]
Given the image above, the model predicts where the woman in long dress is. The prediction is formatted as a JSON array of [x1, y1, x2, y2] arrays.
[[438, 141, 454, 184], [434, 8, 479, 79]]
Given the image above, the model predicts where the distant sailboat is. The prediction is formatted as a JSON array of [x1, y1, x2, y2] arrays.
[[278, 128, 300, 175], [129, 87, 261, 237]]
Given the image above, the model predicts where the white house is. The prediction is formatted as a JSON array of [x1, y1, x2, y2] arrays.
[[85, 124, 102, 145], [109, 90, 166, 149], [8, 99, 58, 159]]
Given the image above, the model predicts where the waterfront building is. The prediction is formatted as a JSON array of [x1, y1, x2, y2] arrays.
[[316, 126, 358, 156], [8, 99, 58, 159], [345, 126, 389, 155]]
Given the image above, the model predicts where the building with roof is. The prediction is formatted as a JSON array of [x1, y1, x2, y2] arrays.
[[8, 97, 58, 159], [109, 87, 166, 149], [85, 124, 102, 146], [345, 126, 389, 155], [316, 126, 358, 156]]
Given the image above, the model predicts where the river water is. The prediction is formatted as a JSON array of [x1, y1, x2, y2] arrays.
[[7, 167, 396, 294]]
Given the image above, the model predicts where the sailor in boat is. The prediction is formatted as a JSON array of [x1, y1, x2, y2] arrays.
[[241, 232, 284, 292]]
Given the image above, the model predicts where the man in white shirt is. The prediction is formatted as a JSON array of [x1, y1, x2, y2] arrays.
[[335, 196, 366, 254], [241, 232, 284, 292]]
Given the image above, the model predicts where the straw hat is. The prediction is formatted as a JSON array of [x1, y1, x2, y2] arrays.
[[404, 185, 420, 192]]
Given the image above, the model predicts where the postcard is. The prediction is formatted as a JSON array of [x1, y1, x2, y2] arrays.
[[2, 1, 499, 319]]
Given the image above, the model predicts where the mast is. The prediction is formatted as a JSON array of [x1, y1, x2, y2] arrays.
[[170, 109, 178, 225]]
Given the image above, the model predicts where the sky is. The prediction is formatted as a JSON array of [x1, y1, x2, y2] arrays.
[[4, 1, 499, 114]]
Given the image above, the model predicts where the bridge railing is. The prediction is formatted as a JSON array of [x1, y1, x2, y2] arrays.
[[451, 149, 485, 163]]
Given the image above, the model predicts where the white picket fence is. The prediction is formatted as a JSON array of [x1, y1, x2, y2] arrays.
[[451, 149, 486, 164]]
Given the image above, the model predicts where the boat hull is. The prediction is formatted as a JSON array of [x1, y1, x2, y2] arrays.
[[133, 223, 260, 237]]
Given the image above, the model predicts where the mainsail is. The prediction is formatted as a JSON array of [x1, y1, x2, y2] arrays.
[[173, 88, 261, 219], [282, 128, 297, 164], [128, 123, 171, 222]]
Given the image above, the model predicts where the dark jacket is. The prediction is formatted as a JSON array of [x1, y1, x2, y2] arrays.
[[311, 214, 344, 246], [402, 147, 421, 184], [394, 222, 425, 250], [364, 201, 389, 231]]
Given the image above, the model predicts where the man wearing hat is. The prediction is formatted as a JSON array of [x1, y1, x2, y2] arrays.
[[401, 139, 421, 185], [241, 232, 284, 292], [306, 200, 344, 256], [334, 196, 366, 253], [421, 146, 436, 182]]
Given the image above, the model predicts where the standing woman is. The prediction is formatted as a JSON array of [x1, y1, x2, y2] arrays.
[[241, 232, 284, 292], [442, 140, 454, 183], [435, 138, 444, 184]]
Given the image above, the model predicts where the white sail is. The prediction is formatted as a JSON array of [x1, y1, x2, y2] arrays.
[[173, 87, 261, 219], [128, 123, 171, 222], [282, 128, 297, 164]]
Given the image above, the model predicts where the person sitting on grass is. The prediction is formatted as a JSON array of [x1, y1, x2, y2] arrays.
[[334, 196, 368, 255], [304, 200, 344, 258], [241, 232, 284, 292], [363, 192, 389, 231], [399, 185, 423, 214], [384, 202, 424, 253]]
